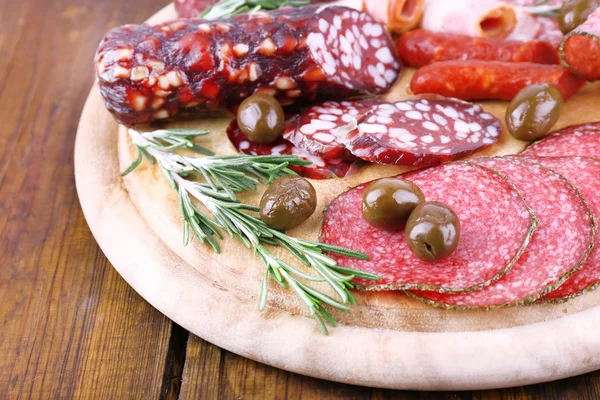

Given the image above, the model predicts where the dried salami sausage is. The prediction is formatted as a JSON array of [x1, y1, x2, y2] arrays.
[[560, 7, 600, 81], [409, 157, 594, 308], [344, 98, 502, 166], [226, 118, 358, 179], [396, 30, 559, 67], [174, 0, 219, 18], [95, 5, 401, 126], [321, 162, 536, 292], [523, 157, 600, 301], [410, 60, 586, 101], [521, 122, 600, 158], [282, 99, 381, 160]]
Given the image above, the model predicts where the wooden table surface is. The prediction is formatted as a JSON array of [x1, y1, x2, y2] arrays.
[[1, 0, 599, 398]]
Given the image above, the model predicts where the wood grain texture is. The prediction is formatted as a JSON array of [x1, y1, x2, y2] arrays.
[[0, 0, 178, 398], [2, 0, 600, 397]]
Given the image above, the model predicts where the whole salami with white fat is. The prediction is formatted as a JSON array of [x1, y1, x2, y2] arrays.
[[523, 157, 600, 301], [321, 162, 536, 292], [283, 99, 381, 159], [521, 122, 600, 158], [344, 98, 502, 166], [94, 5, 401, 126], [409, 157, 595, 309]]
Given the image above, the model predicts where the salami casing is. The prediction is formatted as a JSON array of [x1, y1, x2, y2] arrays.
[[560, 7, 600, 81], [524, 157, 600, 301], [344, 98, 502, 166], [321, 162, 536, 292], [282, 99, 380, 159], [396, 30, 559, 67], [410, 157, 594, 308], [521, 122, 600, 158], [226, 118, 358, 179], [410, 60, 586, 101], [95, 5, 401, 126]]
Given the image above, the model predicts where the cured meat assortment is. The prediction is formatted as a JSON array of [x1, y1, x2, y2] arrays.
[[410, 60, 586, 101], [410, 157, 595, 308], [527, 157, 600, 301], [344, 98, 502, 166], [321, 162, 536, 292], [561, 7, 600, 81], [282, 99, 381, 159], [396, 30, 559, 67], [227, 118, 357, 179], [522, 122, 600, 158], [95, 5, 401, 126]]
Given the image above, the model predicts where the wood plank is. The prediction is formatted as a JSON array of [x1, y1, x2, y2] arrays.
[[0, 0, 181, 398]]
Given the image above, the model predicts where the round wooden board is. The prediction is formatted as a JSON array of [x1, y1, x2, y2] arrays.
[[75, 4, 600, 390]]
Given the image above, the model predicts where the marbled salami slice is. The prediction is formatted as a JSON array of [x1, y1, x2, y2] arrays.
[[522, 157, 600, 301], [521, 122, 600, 158], [410, 157, 594, 308], [321, 162, 535, 292], [95, 5, 401, 126], [226, 118, 358, 179], [344, 98, 502, 166], [282, 99, 380, 159]]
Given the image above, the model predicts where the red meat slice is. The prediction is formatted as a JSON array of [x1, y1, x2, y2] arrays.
[[521, 122, 600, 158]]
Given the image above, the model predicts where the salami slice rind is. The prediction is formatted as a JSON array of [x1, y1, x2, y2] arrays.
[[344, 98, 502, 166], [226, 118, 357, 179], [283, 99, 380, 159], [321, 162, 536, 292], [521, 122, 600, 158], [410, 157, 594, 309], [522, 157, 600, 301], [95, 5, 401, 126]]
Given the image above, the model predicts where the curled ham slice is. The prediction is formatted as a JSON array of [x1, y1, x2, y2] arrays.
[[420, 0, 517, 39]]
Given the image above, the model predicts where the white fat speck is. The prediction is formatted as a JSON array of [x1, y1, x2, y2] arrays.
[[420, 135, 434, 143], [341, 114, 354, 123], [487, 125, 499, 136], [313, 132, 336, 143], [423, 121, 439, 131], [329, 26, 338, 40], [353, 55, 362, 69], [319, 114, 338, 122], [454, 119, 470, 133], [406, 111, 423, 120], [440, 135, 451, 144], [377, 62, 385, 74], [390, 128, 416, 142], [359, 35, 369, 50], [378, 104, 397, 113], [365, 23, 383, 37], [240, 141, 250, 150], [367, 115, 377, 123], [415, 103, 431, 111], [480, 113, 493, 120], [394, 102, 412, 111], [340, 35, 352, 54], [469, 122, 482, 132], [433, 113, 448, 126], [482, 138, 495, 144], [443, 107, 459, 119], [307, 32, 325, 49], [374, 75, 387, 87], [333, 16, 342, 30], [319, 19, 329, 33], [377, 116, 392, 124], [375, 48, 393, 64], [360, 123, 387, 134], [384, 69, 397, 83], [370, 38, 381, 48], [311, 119, 337, 130], [300, 124, 316, 134], [272, 144, 288, 154], [323, 62, 336, 75], [346, 30, 355, 44]]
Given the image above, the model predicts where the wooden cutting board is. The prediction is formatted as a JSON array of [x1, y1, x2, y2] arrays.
[[75, 4, 600, 390]]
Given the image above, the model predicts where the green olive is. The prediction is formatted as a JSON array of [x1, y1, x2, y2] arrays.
[[558, 0, 599, 34], [362, 178, 425, 231], [237, 94, 285, 144], [506, 83, 563, 142], [260, 175, 317, 230], [405, 201, 460, 262]]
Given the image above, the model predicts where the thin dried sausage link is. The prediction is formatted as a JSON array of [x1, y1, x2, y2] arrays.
[[560, 7, 600, 81], [95, 5, 401, 126]]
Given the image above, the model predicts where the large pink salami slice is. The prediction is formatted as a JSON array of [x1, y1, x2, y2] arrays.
[[282, 99, 381, 159], [410, 157, 594, 308], [321, 162, 536, 292], [226, 118, 358, 179], [95, 5, 401, 126], [344, 98, 502, 167], [521, 122, 600, 158], [523, 157, 600, 301]]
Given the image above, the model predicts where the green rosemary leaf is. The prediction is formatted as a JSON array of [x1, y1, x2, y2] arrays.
[[121, 146, 144, 176]]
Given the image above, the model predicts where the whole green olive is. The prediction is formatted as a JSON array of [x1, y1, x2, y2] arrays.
[[237, 94, 285, 144], [506, 83, 563, 142], [362, 178, 425, 231], [260, 175, 317, 230], [405, 201, 460, 262], [558, 0, 599, 34]]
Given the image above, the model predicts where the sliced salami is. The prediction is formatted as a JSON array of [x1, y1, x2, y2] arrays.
[[521, 122, 600, 158], [522, 157, 600, 301], [226, 118, 358, 179], [95, 5, 401, 126], [321, 162, 536, 292], [344, 98, 502, 166], [282, 99, 380, 160], [410, 157, 594, 308]]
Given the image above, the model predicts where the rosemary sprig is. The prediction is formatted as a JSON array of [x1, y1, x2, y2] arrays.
[[123, 128, 379, 333], [199, 0, 310, 20], [525, 0, 561, 18]]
